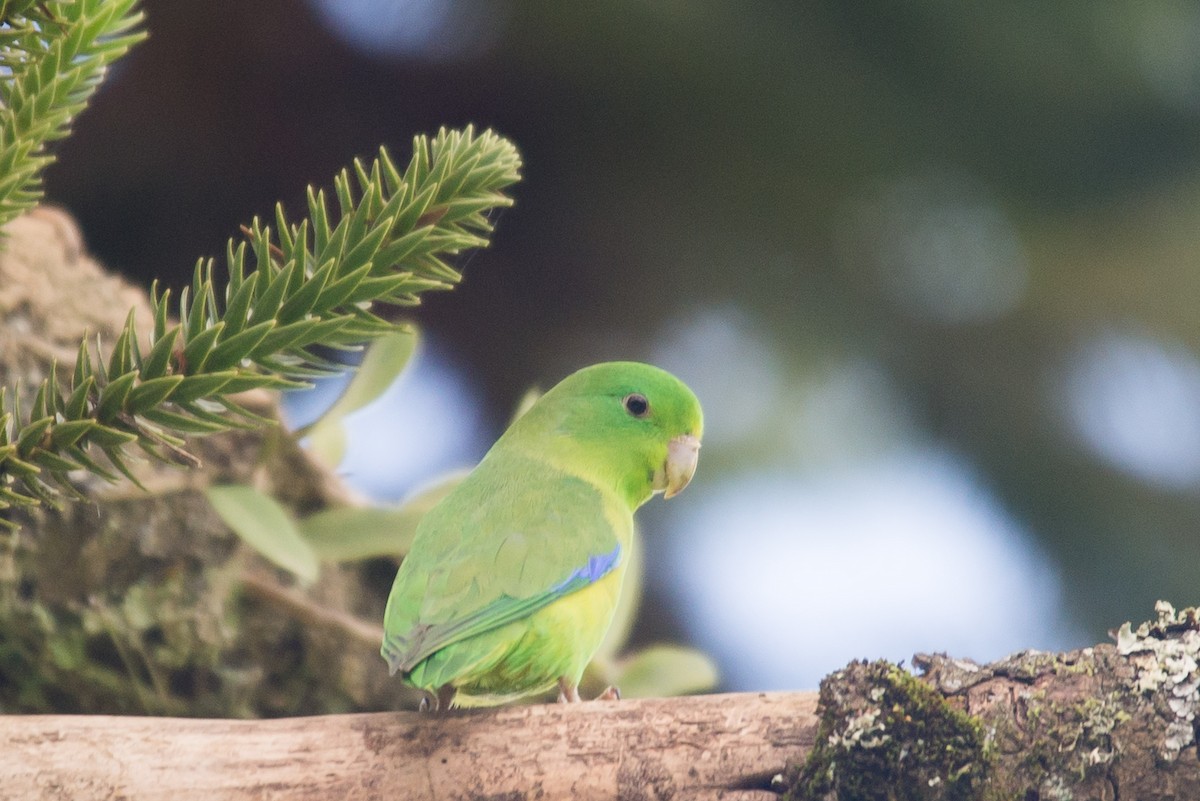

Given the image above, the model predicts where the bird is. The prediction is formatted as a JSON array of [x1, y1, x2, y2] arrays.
[[381, 361, 703, 710]]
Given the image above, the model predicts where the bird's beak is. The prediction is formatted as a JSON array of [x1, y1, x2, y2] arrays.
[[657, 434, 701, 499]]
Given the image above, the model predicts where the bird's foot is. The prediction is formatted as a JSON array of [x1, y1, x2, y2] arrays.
[[594, 685, 621, 702], [419, 684, 456, 712], [556, 678, 621, 703], [557, 677, 582, 703]]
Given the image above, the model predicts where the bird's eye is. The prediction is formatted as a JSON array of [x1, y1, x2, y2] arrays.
[[623, 393, 650, 417]]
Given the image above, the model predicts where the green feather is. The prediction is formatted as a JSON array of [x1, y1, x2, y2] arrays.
[[382, 460, 619, 673], [380, 361, 703, 707]]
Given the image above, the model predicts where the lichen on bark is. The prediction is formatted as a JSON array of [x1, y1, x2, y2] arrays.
[[783, 604, 1200, 800], [787, 659, 989, 801]]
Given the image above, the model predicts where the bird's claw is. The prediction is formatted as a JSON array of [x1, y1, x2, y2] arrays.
[[557, 677, 583, 703], [595, 685, 621, 702], [419, 685, 456, 712], [556, 678, 621, 703]]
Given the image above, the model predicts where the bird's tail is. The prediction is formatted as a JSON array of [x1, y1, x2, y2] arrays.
[[380, 634, 407, 676]]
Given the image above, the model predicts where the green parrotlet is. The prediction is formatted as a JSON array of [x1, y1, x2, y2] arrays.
[[381, 361, 703, 709]]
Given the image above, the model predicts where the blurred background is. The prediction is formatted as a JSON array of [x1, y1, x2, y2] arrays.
[[43, 0, 1200, 691]]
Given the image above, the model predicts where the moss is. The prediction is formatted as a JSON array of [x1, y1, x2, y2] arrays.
[[788, 660, 991, 801], [786, 610, 1200, 800], [998, 689, 1127, 798], [0, 485, 414, 716]]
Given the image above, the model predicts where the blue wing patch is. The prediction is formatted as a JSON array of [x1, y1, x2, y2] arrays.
[[385, 542, 624, 675], [552, 542, 622, 592]]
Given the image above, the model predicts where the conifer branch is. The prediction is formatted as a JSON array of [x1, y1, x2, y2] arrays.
[[0, 127, 523, 525], [0, 0, 146, 226]]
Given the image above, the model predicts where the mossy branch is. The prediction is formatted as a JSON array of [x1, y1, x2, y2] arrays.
[[0, 126, 522, 524], [0, 0, 146, 227]]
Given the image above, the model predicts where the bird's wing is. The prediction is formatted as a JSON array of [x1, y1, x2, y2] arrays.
[[382, 456, 624, 675]]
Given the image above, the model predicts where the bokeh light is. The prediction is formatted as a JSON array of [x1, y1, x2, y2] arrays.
[[1057, 330, 1200, 491], [656, 451, 1078, 691], [284, 340, 488, 501], [1135, 4, 1200, 112], [305, 0, 508, 62], [649, 307, 785, 449], [838, 169, 1029, 324]]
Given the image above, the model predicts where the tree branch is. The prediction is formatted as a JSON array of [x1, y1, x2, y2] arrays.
[[0, 692, 816, 801], [7, 619, 1200, 800], [0, 126, 521, 521]]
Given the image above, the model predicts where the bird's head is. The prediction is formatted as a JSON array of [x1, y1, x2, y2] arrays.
[[506, 361, 703, 508]]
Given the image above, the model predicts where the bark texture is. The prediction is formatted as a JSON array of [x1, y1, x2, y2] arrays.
[[4, 692, 816, 800], [6, 626, 1200, 801], [787, 605, 1200, 800]]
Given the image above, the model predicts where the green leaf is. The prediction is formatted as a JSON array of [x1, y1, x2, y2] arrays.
[[304, 419, 347, 468], [306, 328, 417, 433], [341, 215, 394, 275], [30, 449, 84, 474], [31, 377, 51, 419], [214, 395, 277, 427], [0, 484, 38, 507], [125, 375, 185, 413], [205, 485, 320, 585], [15, 416, 53, 453], [64, 376, 94, 420], [374, 225, 432, 269], [307, 261, 372, 315], [87, 424, 139, 448], [49, 419, 96, 449], [204, 320, 276, 372], [96, 371, 138, 421], [140, 325, 179, 380], [296, 471, 464, 561], [218, 373, 302, 393], [255, 319, 323, 356], [175, 400, 254, 431], [221, 266, 258, 336], [99, 444, 145, 490], [249, 263, 292, 323], [297, 506, 420, 561], [274, 259, 331, 324], [308, 187, 331, 254], [151, 282, 172, 341], [0, 0, 146, 227], [138, 408, 229, 435], [109, 308, 141, 376], [285, 316, 357, 347], [181, 321, 225, 374], [63, 444, 119, 483], [71, 339, 93, 390], [170, 373, 235, 403], [610, 645, 719, 699], [297, 328, 417, 466]]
